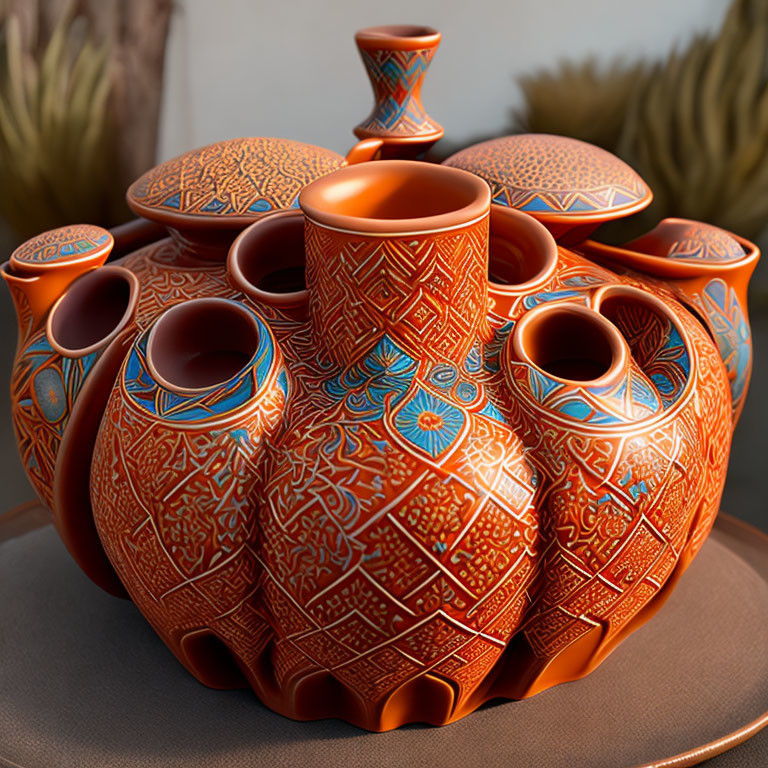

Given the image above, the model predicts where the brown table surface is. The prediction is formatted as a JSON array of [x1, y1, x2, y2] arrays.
[[1, 505, 767, 768]]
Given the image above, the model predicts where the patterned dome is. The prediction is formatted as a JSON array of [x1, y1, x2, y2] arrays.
[[10, 224, 112, 272], [665, 222, 745, 262], [443, 134, 652, 222], [127, 137, 346, 228]]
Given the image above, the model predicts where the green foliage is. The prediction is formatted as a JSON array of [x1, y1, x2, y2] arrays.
[[516, 0, 768, 242], [516, 59, 649, 153], [0, 5, 124, 239]]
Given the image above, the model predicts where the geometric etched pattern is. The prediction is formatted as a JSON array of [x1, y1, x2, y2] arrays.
[[603, 297, 691, 409], [666, 222, 745, 262], [355, 47, 443, 140], [443, 134, 651, 218], [10, 330, 98, 507], [693, 277, 752, 420], [305, 216, 491, 367], [10, 224, 112, 267], [127, 138, 345, 222], [83, 233, 734, 729], [90, 310, 287, 676]]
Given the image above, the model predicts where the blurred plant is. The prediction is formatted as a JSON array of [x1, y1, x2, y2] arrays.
[[620, 0, 768, 240], [516, 59, 650, 153], [0, 0, 172, 241], [515, 0, 768, 244], [0, 5, 114, 238]]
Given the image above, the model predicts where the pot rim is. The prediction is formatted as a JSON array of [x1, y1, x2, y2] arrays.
[[145, 297, 263, 396], [355, 25, 441, 51], [511, 302, 628, 389], [299, 160, 490, 235], [46, 265, 139, 359]]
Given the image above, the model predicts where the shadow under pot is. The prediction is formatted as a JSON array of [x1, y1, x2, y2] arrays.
[[91, 298, 288, 688], [228, 209, 308, 318]]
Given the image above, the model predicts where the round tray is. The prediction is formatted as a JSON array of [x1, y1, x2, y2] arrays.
[[1, 507, 767, 768]]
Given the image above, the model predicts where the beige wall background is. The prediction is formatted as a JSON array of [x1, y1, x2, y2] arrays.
[[157, 0, 731, 161]]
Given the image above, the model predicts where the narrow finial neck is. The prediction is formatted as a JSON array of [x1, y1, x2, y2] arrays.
[[353, 25, 444, 151]]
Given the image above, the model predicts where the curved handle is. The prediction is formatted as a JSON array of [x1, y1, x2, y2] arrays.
[[580, 219, 759, 424], [344, 138, 384, 165]]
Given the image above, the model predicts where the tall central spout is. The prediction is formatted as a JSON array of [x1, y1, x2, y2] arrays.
[[299, 160, 492, 367]]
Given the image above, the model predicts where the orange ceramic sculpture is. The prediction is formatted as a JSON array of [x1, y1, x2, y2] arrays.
[[354, 25, 444, 157], [2, 25, 759, 732]]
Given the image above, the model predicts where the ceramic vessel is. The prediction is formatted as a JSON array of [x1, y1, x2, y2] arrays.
[[354, 25, 444, 157], [1, 24, 759, 732], [443, 133, 653, 244]]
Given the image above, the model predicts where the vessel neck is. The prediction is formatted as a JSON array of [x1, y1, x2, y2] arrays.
[[305, 214, 490, 368]]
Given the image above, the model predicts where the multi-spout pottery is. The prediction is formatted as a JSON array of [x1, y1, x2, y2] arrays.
[[3, 24, 759, 731]]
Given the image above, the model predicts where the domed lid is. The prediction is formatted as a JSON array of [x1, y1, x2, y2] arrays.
[[10, 224, 113, 273], [626, 219, 745, 263], [443, 134, 652, 227], [126, 137, 346, 230]]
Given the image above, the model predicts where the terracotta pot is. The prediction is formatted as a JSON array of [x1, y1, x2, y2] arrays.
[[91, 298, 287, 685], [354, 25, 444, 157], [228, 209, 309, 320], [0, 24, 758, 734]]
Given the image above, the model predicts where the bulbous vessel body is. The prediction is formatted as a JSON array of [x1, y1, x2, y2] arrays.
[[1, 26, 758, 733]]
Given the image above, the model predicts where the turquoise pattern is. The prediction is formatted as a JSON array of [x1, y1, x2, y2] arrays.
[[13, 225, 110, 265], [21, 334, 99, 436], [123, 302, 279, 423], [324, 335, 417, 419], [701, 278, 751, 415], [393, 387, 465, 459]]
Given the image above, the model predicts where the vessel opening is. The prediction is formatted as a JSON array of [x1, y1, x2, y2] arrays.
[[233, 213, 306, 296], [147, 299, 259, 392], [300, 161, 489, 231], [49, 267, 134, 355], [519, 307, 618, 382]]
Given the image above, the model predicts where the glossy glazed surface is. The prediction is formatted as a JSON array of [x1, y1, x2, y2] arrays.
[[0, 23, 758, 734], [443, 134, 653, 242], [79, 165, 736, 729]]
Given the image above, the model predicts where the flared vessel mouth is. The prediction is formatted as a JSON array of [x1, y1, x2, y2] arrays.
[[47, 266, 138, 358], [146, 298, 261, 394], [299, 160, 490, 235], [512, 303, 626, 386], [228, 210, 308, 309], [487, 207, 558, 290], [355, 25, 440, 49]]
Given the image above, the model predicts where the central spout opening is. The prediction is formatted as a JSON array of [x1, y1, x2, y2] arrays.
[[300, 161, 491, 367], [300, 160, 489, 233]]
